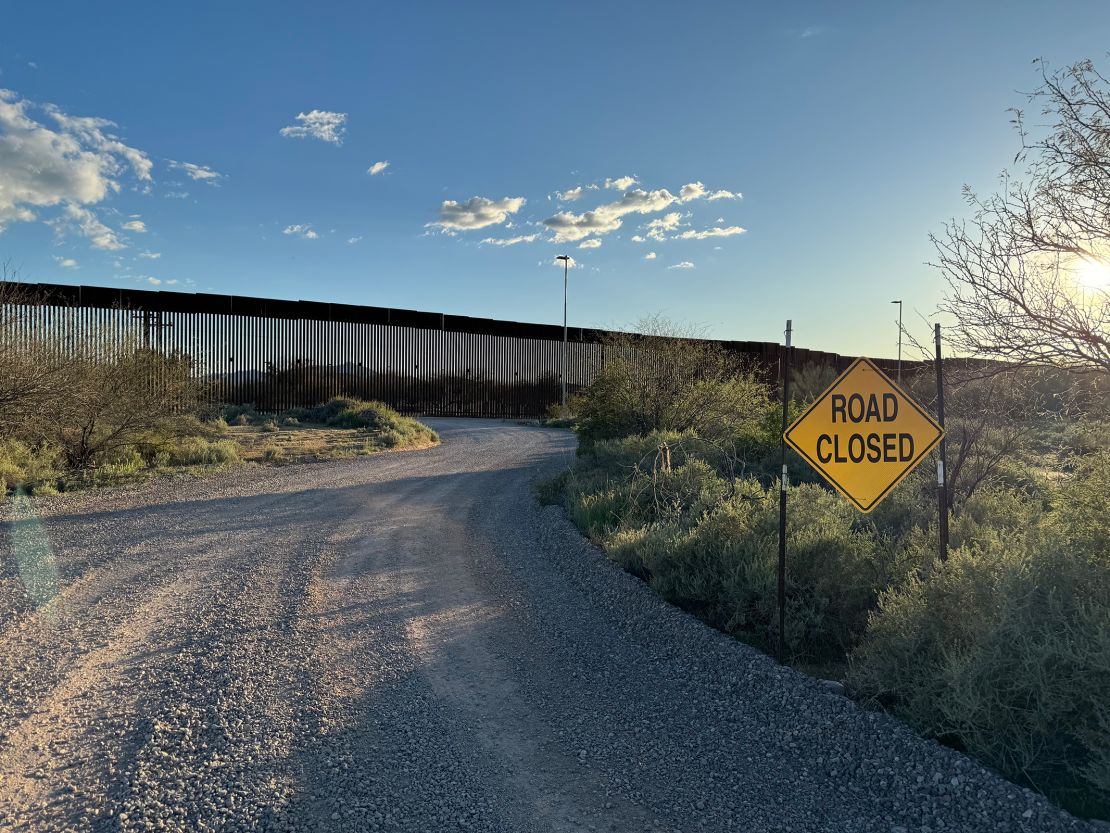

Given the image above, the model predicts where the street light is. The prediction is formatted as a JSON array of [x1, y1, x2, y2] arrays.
[[891, 300, 903, 385], [555, 255, 570, 407]]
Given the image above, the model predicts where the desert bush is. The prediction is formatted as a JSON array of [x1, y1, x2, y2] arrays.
[[166, 437, 240, 467], [0, 439, 62, 495], [310, 397, 438, 448], [260, 419, 280, 433], [575, 319, 775, 454], [849, 455, 1110, 817], [259, 444, 285, 462], [29, 347, 204, 470]]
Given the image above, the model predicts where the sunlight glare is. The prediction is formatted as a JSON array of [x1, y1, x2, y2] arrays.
[[1076, 257, 1110, 288]]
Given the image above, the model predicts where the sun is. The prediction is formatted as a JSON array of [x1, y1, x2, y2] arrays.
[[1076, 257, 1110, 288]]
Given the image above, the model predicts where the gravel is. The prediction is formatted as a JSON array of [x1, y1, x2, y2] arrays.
[[0, 418, 1098, 832]]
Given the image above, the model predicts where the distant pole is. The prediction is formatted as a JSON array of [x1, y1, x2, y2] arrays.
[[933, 323, 949, 562], [891, 300, 903, 385], [777, 319, 793, 663], [556, 256, 570, 407]]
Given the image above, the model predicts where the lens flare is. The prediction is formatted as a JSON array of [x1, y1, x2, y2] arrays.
[[7, 487, 60, 609]]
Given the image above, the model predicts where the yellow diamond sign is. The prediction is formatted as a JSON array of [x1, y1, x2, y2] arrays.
[[783, 357, 943, 513]]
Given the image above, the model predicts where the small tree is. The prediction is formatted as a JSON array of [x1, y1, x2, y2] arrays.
[[42, 346, 203, 469], [576, 317, 773, 455], [933, 59, 1110, 372]]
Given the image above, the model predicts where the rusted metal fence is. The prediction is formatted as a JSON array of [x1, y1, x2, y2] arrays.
[[2, 282, 898, 417]]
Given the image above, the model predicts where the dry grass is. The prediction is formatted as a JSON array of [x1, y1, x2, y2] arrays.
[[226, 422, 439, 464]]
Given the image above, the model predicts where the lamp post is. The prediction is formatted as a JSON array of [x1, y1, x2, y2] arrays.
[[555, 255, 570, 407], [891, 299, 903, 385]]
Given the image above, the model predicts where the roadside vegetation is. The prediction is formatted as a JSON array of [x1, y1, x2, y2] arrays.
[[540, 325, 1110, 818], [0, 280, 438, 498]]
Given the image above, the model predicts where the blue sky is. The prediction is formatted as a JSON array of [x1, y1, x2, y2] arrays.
[[2, 1, 1108, 356]]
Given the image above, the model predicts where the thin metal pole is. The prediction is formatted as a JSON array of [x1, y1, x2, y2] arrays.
[[896, 301, 903, 386], [934, 323, 949, 562], [562, 258, 568, 408], [777, 319, 792, 662]]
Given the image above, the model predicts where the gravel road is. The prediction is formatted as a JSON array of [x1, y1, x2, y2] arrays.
[[0, 419, 1097, 833]]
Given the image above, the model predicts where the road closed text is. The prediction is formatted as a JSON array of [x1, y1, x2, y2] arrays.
[[815, 393, 915, 464]]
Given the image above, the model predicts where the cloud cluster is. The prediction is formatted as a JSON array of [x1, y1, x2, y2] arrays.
[[283, 223, 318, 239], [279, 110, 347, 145], [0, 89, 151, 245], [544, 187, 682, 242], [431, 196, 525, 232], [542, 180, 738, 243], [668, 261, 695, 270], [122, 218, 147, 233]]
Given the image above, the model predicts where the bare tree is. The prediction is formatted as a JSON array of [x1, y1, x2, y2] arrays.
[[933, 58, 1110, 372], [0, 264, 74, 430]]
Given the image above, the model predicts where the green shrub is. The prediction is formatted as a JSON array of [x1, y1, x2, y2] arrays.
[[259, 444, 284, 462], [166, 437, 240, 466], [849, 456, 1110, 818], [0, 439, 62, 495], [260, 419, 280, 433]]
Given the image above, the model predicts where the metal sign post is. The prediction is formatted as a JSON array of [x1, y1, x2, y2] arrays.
[[933, 324, 949, 562], [777, 320, 792, 663]]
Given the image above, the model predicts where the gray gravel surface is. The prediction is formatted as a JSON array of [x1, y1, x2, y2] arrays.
[[0, 418, 1097, 833]]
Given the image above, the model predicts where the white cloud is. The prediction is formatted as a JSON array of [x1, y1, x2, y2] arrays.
[[347, 235, 362, 244], [645, 211, 683, 241], [279, 110, 347, 145], [544, 188, 680, 242], [604, 175, 638, 190], [165, 190, 189, 199], [53, 204, 125, 249], [169, 160, 223, 183], [367, 160, 389, 176], [542, 181, 725, 243], [676, 225, 746, 240], [578, 238, 602, 249], [139, 250, 161, 259], [431, 196, 525, 231], [631, 235, 645, 242], [668, 261, 695, 270], [678, 181, 707, 202], [122, 219, 146, 232], [0, 89, 151, 240], [708, 189, 740, 201], [283, 223, 318, 239], [53, 256, 77, 268], [644, 251, 656, 260], [145, 276, 161, 285], [557, 186, 585, 201], [481, 233, 539, 246]]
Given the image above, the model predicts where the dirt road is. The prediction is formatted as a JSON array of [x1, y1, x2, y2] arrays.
[[0, 420, 1093, 832]]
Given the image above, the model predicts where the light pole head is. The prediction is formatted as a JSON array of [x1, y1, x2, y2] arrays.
[[555, 255, 570, 263]]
